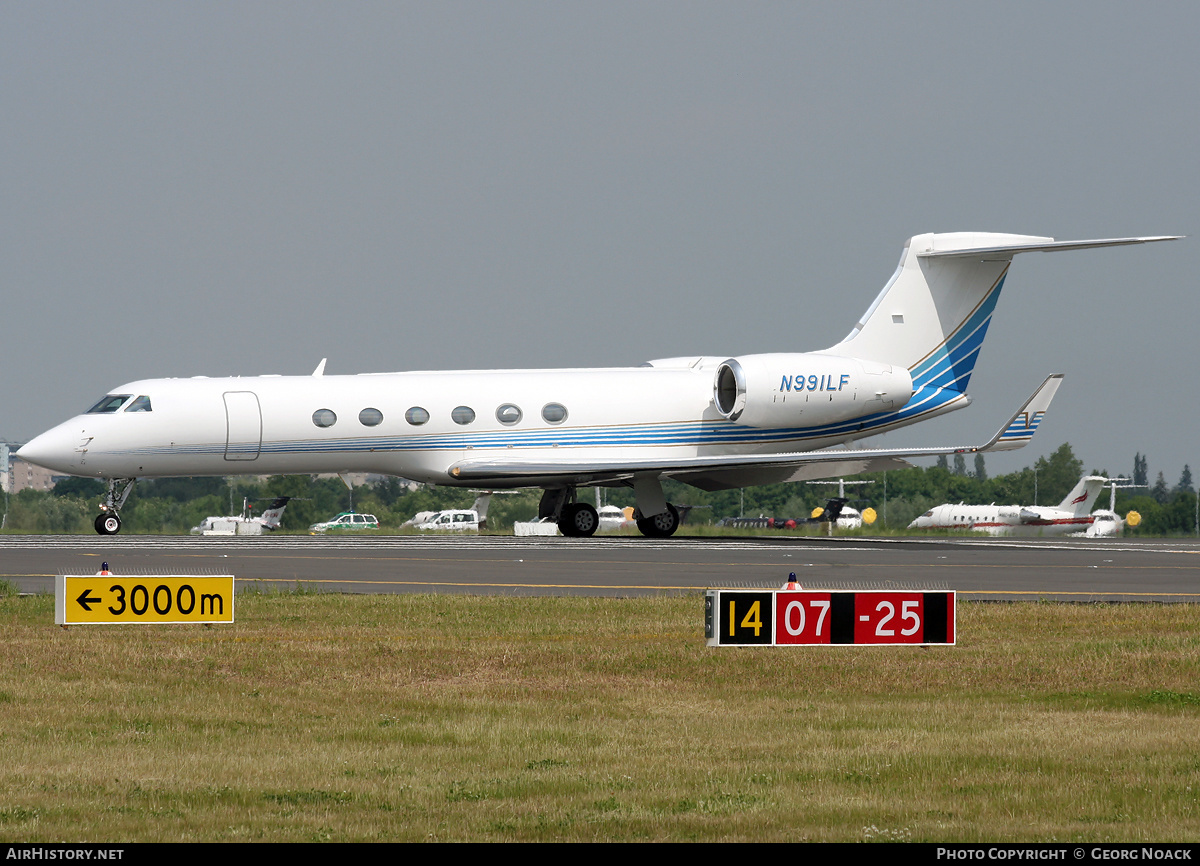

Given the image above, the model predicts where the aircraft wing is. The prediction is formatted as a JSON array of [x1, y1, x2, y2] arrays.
[[446, 375, 1064, 491]]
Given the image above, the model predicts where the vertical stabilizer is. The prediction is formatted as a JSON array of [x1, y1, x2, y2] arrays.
[[827, 233, 1051, 395], [472, 492, 493, 530], [828, 233, 1180, 399], [260, 496, 291, 530], [1057, 477, 1107, 517]]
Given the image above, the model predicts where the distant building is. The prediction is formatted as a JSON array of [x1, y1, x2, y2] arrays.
[[2, 444, 64, 493]]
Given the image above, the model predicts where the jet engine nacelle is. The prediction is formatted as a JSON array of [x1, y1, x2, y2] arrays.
[[713, 353, 913, 428]]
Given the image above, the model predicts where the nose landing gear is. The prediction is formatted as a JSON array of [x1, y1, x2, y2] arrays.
[[94, 478, 136, 535]]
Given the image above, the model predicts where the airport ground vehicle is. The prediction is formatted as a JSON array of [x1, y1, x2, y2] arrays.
[[309, 512, 379, 532]]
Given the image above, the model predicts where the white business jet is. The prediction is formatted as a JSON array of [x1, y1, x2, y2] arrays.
[[1077, 477, 1144, 538], [908, 475, 1108, 537], [190, 495, 292, 536], [18, 232, 1177, 537]]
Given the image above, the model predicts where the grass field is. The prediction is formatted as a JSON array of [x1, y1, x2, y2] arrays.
[[1, 591, 1198, 842]]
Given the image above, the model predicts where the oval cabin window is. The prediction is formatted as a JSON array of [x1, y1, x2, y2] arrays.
[[496, 404, 522, 425], [541, 403, 568, 424]]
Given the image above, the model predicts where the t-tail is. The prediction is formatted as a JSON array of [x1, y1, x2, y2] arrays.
[[1056, 477, 1107, 517], [824, 232, 1180, 431], [471, 492, 493, 530], [260, 496, 292, 530]]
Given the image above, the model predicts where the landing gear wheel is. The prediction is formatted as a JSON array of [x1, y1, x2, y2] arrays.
[[558, 502, 599, 538], [636, 503, 680, 538], [95, 478, 135, 536]]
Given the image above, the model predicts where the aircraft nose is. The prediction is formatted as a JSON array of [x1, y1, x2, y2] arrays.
[[17, 423, 84, 474]]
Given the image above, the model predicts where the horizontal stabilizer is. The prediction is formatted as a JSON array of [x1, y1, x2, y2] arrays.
[[919, 236, 1181, 261]]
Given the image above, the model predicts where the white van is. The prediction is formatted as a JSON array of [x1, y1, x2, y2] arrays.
[[414, 510, 480, 531]]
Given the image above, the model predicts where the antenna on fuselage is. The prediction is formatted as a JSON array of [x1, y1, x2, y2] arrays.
[[1099, 477, 1145, 512], [809, 478, 876, 498]]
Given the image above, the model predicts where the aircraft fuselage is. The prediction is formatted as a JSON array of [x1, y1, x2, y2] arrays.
[[909, 503, 1094, 537], [20, 356, 914, 487]]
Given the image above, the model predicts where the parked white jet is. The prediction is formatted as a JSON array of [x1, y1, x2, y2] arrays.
[[18, 232, 1177, 537], [808, 479, 877, 530], [190, 496, 292, 536], [1077, 477, 1144, 538], [908, 475, 1108, 536], [403, 493, 493, 532]]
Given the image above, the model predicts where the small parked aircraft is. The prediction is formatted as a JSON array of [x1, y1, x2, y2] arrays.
[[403, 493, 493, 531], [1076, 477, 1144, 538], [190, 496, 292, 536], [808, 479, 877, 530]]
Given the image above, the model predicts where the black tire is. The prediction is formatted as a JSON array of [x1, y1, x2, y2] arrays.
[[558, 502, 599, 538], [636, 503, 680, 538], [95, 513, 122, 535]]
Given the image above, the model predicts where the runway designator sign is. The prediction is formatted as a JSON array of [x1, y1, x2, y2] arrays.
[[705, 589, 955, 647], [56, 574, 235, 625]]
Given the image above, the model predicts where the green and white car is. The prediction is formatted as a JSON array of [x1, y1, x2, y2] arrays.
[[309, 512, 380, 532]]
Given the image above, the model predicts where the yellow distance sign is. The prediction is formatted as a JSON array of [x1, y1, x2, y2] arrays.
[[56, 575, 235, 625]]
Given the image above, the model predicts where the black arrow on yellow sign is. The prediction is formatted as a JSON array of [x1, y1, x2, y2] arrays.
[[76, 589, 102, 611]]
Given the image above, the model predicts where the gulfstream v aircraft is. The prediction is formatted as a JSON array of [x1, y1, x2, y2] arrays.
[[18, 232, 1178, 537]]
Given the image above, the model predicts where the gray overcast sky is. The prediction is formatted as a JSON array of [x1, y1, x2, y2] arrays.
[[3, 2, 1196, 482]]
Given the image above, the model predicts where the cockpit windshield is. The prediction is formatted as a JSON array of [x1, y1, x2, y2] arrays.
[[86, 395, 132, 414], [125, 395, 153, 412]]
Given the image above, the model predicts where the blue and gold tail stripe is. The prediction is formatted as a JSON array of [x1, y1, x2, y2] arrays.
[[997, 410, 1044, 443], [907, 272, 1007, 395]]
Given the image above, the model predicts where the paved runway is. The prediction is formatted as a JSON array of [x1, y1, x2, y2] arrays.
[[2, 534, 1198, 601]]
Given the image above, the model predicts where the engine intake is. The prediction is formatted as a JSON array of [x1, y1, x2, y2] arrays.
[[713, 353, 913, 428], [714, 360, 747, 421]]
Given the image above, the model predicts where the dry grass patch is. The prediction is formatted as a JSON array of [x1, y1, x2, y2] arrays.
[[0, 593, 1197, 841]]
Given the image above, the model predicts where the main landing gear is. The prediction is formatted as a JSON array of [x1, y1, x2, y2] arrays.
[[539, 489, 599, 538], [560, 501, 600, 537], [634, 503, 680, 538], [540, 485, 681, 538], [94, 478, 136, 535]]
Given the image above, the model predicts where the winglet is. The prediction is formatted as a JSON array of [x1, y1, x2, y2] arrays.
[[980, 374, 1064, 452], [312, 358, 327, 376]]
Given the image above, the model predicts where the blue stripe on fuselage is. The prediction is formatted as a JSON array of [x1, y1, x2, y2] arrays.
[[106, 275, 1008, 461]]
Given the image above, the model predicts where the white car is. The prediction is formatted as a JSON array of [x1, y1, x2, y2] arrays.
[[309, 512, 380, 532], [414, 509, 480, 531]]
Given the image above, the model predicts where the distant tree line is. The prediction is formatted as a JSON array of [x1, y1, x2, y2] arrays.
[[2, 443, 1197, 535]]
